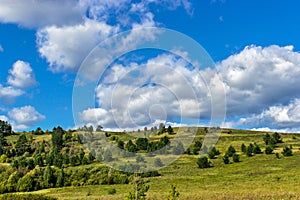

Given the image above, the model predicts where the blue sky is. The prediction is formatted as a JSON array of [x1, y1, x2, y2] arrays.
[[0, 0, 300, 132]]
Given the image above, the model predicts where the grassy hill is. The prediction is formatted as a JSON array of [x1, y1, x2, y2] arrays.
[[1, 127, 300, 199]]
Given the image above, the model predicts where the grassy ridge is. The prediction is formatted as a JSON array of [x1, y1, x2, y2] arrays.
[[2, 128, 300, 199]]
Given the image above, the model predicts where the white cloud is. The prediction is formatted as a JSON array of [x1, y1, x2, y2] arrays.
[[37, 18, 119, 73], [7, 60, 37, 88], [217, 45, 300, 117], [237, 99, 300, 129], [0, 44, 3, 52], [80, 53, 216, 129], [0, 115, 8, 122], [8, 106, 45, 130], [0, 84, 24, 103], [0, 0, 85, 28]]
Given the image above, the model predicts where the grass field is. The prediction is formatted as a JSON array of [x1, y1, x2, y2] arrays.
[[2, 129, 300, 199]]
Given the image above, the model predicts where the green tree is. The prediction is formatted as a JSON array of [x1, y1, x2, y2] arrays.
[[154, 158, 164, 167], [167, 125, 174, 135], [282, 146, 293, 156], [226, 145, 236, 157], [56, 168, 64, 187], [117, 140, 125, 149], [0, 120, 12, 136], [127, 176, 149, 200], [167, 185, 180, 200], [17, 173, 34, 192], [126, 140, 137, 153], [136, 138, 148, 151], [265, 146, 274, 154], [253, 143, 262, 154], [35, 155, 44, 166], [197, 156, 211, 168], [52, 126, 64, 150], [15, 134, 30, 156], [241, 143, 247, 153], [223, 154, 230, 164], [43, 166, 55, 188], [232, 153, 240, 162], [273, 132, 283, 143]]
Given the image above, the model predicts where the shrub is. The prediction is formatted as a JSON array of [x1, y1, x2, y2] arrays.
[[265, 146, 274, 154], [232, 153, 240, 162], [167, 185, 180, 200], [241, 143, 247, 153], [197, 156, 211, 168], [223, 154, 230, 164], [226, 145, 236, 157], [282, 146, 293, 156], [154, 158, 164, 167], [0, 194, 57, 200], [107, 188, 117, 195]]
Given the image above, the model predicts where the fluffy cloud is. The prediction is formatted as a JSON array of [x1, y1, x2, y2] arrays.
[[0, 84, 24, 103], [218, 45, 300, 117], [237, 99, 300, 129], [37, 18, 119, 73], [80, 53, 218, 129], [216, 45, 300, 131], [8, 106, 45, 130], [37, 13, 159, 76], [0, 0, 85, 28], [7, 60, 37, 88]]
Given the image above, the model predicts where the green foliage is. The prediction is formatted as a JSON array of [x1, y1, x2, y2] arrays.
[[232, 153, 240, 162], [0, 120, 12, 137], [126, 140, 137, 153], [223, 154, 230, 164], [136, 138, 149, 151], [264, 132, 282, 147], [43, 166, 55, 188], [107, 188, 116, 195], [253, 143, 262, 154], [0, 194, 57, 200], [52, 126, 64, 150], [192, 141, 202, 155], [273, 132, 283, 143], [136, 155, 145, 163], [226, 145, 236, 157], [265, 146, 274, 154], [17, 173, 34, 192], [126, 176, 149, 200], [167, 185, 180, 200], [15, 134, 30, 156], [208, 146, 221, 159], [197, 156, 211, 168], [154, 158, 164, 167], [241, 143, 247, 153], [167, 125, 175, 135], [118, 140, 125, 149], [282, 146, 293, 156]]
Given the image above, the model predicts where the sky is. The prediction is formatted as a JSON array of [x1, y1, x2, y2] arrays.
[[0, 0, 300, 133]]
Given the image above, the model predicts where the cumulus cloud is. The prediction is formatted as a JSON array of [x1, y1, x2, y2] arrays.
[[7, 60, 37, 88], [0, 84, 24, 103], [8, 106, 45, 130], [0, 0, 85, 28], [218, 45, 300, 117], [237, 99, 300, 129], [80, 53, 218, 129], [37, 13, 158, 76], [37, 18, 119, 73], [215, 45, 300, 131]]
